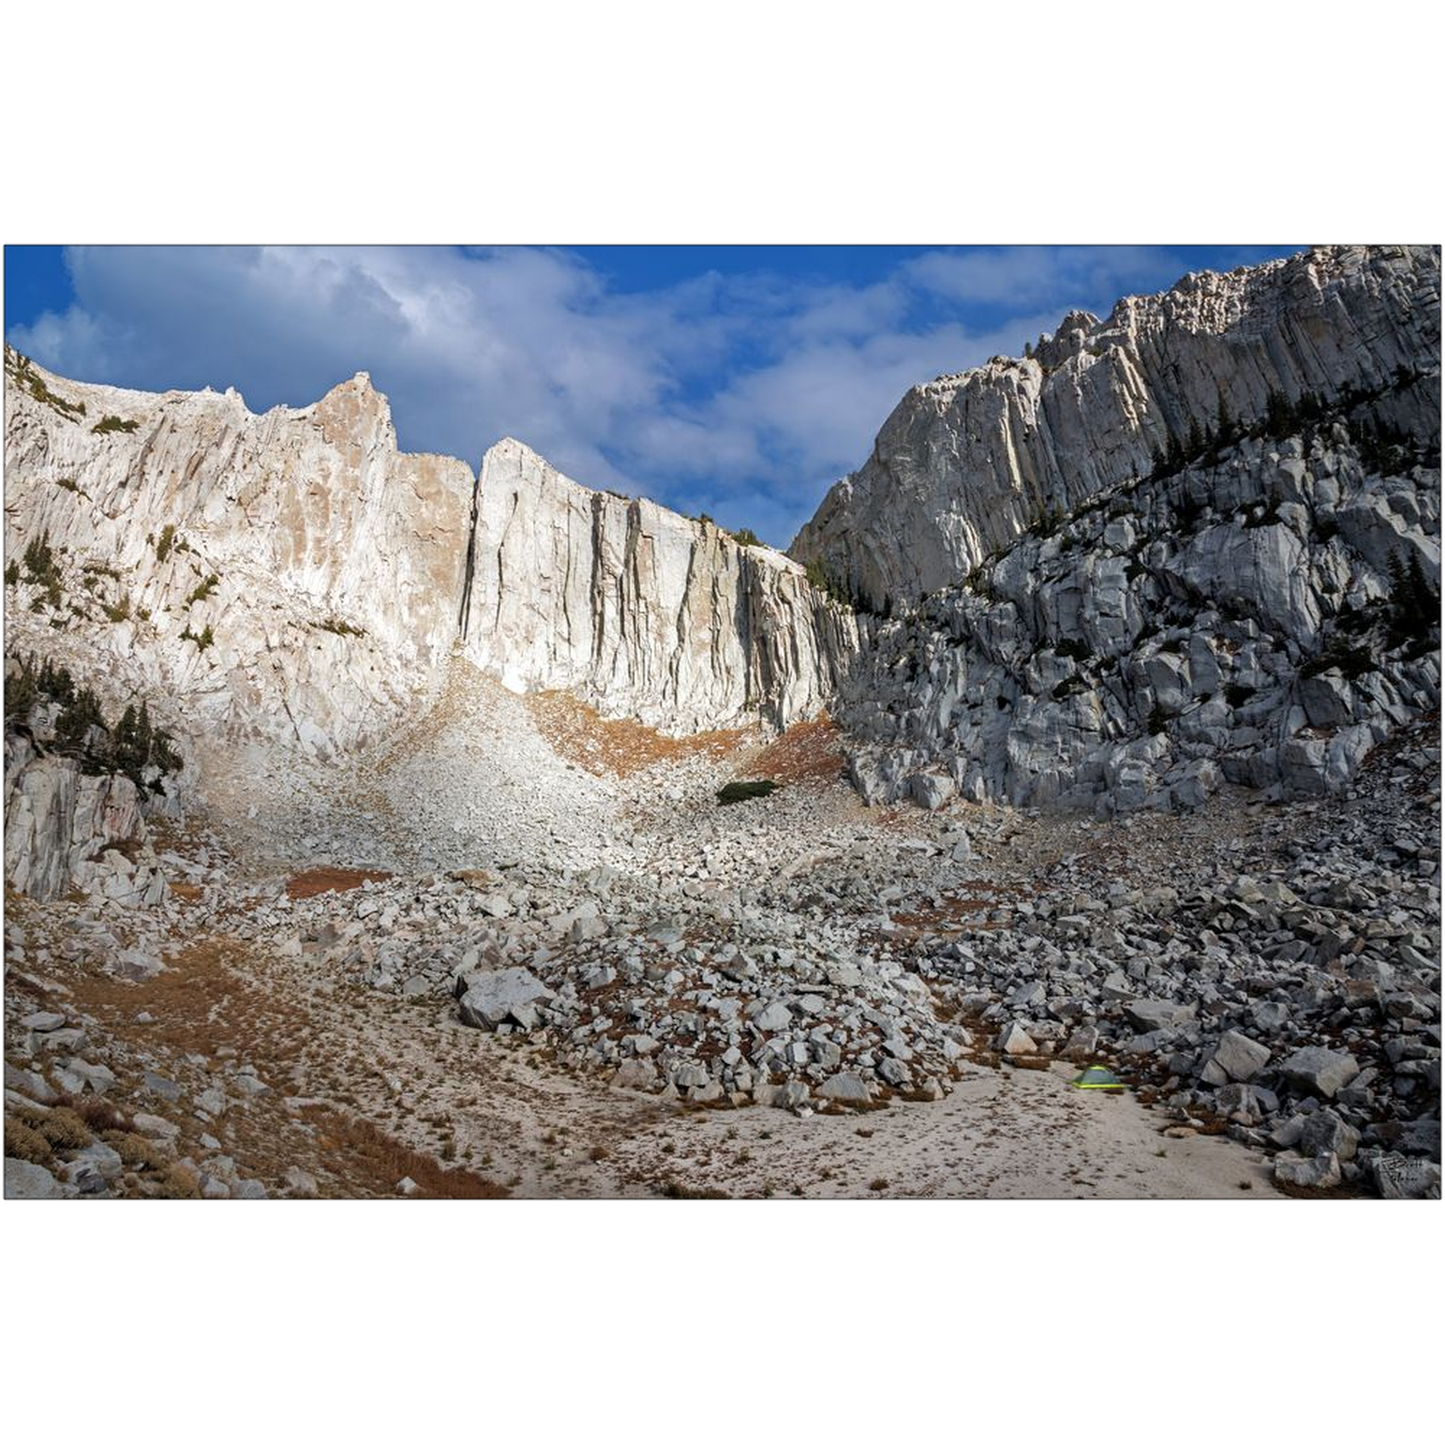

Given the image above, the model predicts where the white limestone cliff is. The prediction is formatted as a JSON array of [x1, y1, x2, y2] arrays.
[[4, 353, 474, 757]]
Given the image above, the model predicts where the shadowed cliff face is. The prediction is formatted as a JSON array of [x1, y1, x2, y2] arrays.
[[791, 245, 1441, 613]]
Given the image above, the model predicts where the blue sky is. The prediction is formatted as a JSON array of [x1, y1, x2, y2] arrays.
[[5, 244, 1301, 545]]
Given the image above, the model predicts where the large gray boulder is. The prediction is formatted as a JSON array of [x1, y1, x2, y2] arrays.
[[1205, 1030, 1271, 1084], [818, 1073, 874, 1103], [1124, 998, 1196, 1032], [457, 967, 555, 1029], [1273, 1151, 1342, 1189], [5, 1157, 63, 1199], [1279, 1046, 1361, 1099]]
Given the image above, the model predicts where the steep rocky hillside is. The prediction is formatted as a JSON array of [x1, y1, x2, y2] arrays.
[[793, 245, 1442, 812]]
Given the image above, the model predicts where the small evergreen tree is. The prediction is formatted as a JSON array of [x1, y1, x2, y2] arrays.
[[55, 685, 106, 755], [1215, 394, 1235, 446]]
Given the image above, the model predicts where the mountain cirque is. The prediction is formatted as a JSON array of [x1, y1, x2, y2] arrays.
[[3, 244, 1440, 1200]]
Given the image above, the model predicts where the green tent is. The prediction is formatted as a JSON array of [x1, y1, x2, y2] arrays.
[[1068, 1064, 1125, 1091]]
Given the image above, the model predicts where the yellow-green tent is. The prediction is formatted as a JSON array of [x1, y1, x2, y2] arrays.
[[1068, 1065, 1125, 1090]]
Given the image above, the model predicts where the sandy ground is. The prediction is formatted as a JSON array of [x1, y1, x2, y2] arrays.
[[15, 912, 1279, 1199], [7, 664, 1286, 1201]]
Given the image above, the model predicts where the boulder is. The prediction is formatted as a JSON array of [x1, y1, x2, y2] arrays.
[[1124, 999, 1195, 1032], [457, 967, 555, 1029], [1369, 1153, 1442, 1200], [1207, 1030, 1271, 1083], [1298, 1108, 1360, 1161], [5, 1157, 63, 1199], [611, 1058, 657, 1091], [995, 1021, 1037, 1056], [1273, 1151, 1342, 1189], [1279, 1046, 1361, 1099], [818, 1073, 874, 1103]]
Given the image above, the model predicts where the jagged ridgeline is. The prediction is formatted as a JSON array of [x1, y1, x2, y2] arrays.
[[3, 244, 1441, 824]]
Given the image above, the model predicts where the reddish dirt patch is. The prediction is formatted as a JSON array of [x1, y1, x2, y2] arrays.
[[737, 713, 845, 787], [286, 867, 393, 899], [526, 689, 751, 777], [59, 936, 508, 1199]]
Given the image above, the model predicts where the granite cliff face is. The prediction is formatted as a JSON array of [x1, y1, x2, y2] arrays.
[[4, 244, 1440, 857], [4, 353, 474, 756], [793, 245, 1439, 611], [791, 245, 1442, 813], [460, 439, 855, 733], [3, 352, 849, 757]]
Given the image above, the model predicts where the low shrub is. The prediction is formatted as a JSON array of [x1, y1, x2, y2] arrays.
[[92, 415, 140, 435], [187, 573, 220, 605], [104, 1130, 168, 1172], [717, 779, 778, 805], [5, 1116, 53, 1164]]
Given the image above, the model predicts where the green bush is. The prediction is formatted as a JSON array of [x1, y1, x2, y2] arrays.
[[187, 573, 219, 605], [21, 532, 64, 608], [92, 415, 139, 435], [155, 525, 178, 562], [717, 779, 778, 805], [732, 527, 763, 548]]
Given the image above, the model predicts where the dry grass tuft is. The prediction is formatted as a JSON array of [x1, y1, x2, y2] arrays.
[[302, 1107, 510, 1199], [5, 1116, 53, 1164], [69, 1097, 132, 1134], [11, 1104, 93, 1152], [104, 1130, 169, 1172]]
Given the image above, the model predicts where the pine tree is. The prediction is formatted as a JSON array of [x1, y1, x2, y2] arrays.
[[137, 699, 154, 770], [55, 686, 105, 755], [1215, 394, 1235, 446], [112, 703, 142, 780]]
